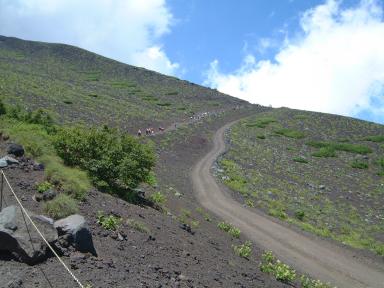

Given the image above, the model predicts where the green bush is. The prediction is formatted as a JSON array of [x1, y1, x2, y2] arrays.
[[246, 117, 276, 128], [233, 241, 252, 258], [217, 221, 240, 237], [54, 125, 156, 191], [149, 191, 166, 205], [36, 181, 53, 193], [44, 194, 78, 219], [294, 210, 305, 221], [97, 212, 121, 231], [260, 251, 296, 283], [308, 141, 372, 155], [300, 275, 334, 288]]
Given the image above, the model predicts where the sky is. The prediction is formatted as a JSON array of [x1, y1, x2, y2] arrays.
[[0, 0, 383, 123]]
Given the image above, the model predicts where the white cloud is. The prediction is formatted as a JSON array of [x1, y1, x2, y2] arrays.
[[0, 0, 179, 75], [205, 0, 384, 122]]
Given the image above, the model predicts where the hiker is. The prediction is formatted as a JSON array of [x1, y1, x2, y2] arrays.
[[137, 129, 142, 136]]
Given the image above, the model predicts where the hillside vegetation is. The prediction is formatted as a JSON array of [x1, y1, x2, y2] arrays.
[[219, 108, 384, 255], [0, 35, 245, 132]]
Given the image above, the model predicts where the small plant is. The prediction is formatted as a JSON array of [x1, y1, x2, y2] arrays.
[[377, 158, 384, 176], [217, 221, 241, 238], [351, 160, 368, 169], [246, 117, 276, 128], [44, 194, 78, 219], [294, 210, 305, 221], [363, 135, 384, 143], [256, 134, 266, 139], [191, 220, 200, 228], [293, 157, 308, 163], [260, 251, 296, 283], [36, 181, 53, 193], [0, 98, 6, 115], [233, 240, 252, 258], [196, 207, 212, 221], [149, 192, 166, 205], [245, 199, 254, 208], [127, 219, 150, 233], [97, 211, 121, 231], [300, 275, 334, 288]]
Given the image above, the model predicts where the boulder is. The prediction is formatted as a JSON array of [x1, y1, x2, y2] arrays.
[[54, 215, 97, 256], [1, 155, 19, 165], [0, 205, 58, 264], [42, 189, 57, 201], [0, 158, 7, 168], [7, 144, 24, 157]]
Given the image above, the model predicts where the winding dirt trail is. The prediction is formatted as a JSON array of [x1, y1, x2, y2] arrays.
[[191, 121, 384, 288]]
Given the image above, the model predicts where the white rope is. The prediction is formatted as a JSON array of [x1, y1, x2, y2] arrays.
[[1, 170, 85, 288]]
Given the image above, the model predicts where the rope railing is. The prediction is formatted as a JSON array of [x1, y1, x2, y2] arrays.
[[0, 169, 85, 288]]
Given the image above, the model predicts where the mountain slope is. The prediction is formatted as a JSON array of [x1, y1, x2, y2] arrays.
[[0, 35, 246, 131]]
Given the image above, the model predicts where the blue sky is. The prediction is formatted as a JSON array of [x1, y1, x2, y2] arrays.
[[0, 0, 383, 123]]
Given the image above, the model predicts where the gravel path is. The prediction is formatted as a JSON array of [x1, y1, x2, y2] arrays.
[[191, 120, 384, 288]]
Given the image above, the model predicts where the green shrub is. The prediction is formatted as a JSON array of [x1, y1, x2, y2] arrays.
[[36, 181, 53, 193], [274, 261, 296, 282], [300, 275, 334, 288], [149, 192, 166, 205], [293, 157, 308, 163], [351, 160, 368, 169], [44, 194, 78, 220], [127, 219, 150, 233], [294, 210, 305, 221], [256, 134, 266, 139], [54, 125, 156, 191], [196, 207, 211, 222], [260, 251, 296, 283], [233, 241, 252, 258], [245, 199, 254, 207], [218, 221, 241, 238], [376, 158, 384, 176], [97, 212, 121, 231], [274, 128, 305, 139]]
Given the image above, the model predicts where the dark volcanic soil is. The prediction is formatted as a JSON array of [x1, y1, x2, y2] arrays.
[[0, 107, 288, 288]]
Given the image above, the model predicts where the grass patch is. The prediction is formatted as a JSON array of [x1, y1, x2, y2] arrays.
[[220, 159, 248, 196], [63, 100, 73, 105], [246, 117, 276, 128], [88, 93, 98, 98], [256, 134, 266, 139], [165, 91, 178, 95], [127, 219, 150, 233], [312, 147, 337, 158], [44, 194, 78, 219], [274, 128, 305, 139], [364, 135, 384, 143], [156, 102, 172, 107], [307, 141, 372, 155], [293, 157, 308, 163], [351, 160, 368, 169]]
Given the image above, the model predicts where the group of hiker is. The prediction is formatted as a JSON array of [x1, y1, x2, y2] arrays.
[[137, 127, 165, 136]]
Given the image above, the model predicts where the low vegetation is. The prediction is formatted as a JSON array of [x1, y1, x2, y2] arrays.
[[260, 251, 296, 283], [274, 128, 305, 139], [232, 240, 252, 258], [97, 211, 121, 231], [217, 222, 241, 238], [44, 194, 78, 219], [149, 191, 166, 205], [36, 181, 53, 193], [127, 219, 150, 234]]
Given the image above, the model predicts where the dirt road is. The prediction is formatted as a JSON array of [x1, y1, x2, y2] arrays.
[[191, 121, 384, 288]]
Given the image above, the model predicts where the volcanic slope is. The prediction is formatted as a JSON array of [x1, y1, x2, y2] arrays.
[[0, 35, 246, 131]]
